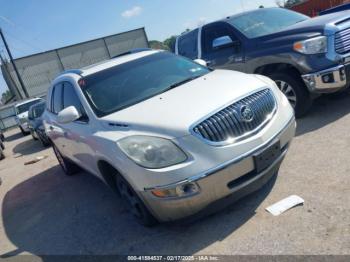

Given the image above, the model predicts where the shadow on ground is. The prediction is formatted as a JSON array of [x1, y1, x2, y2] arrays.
[[12, 137, 45, 156], [4, 131, 23, 143], [296, 93, 350, 136], [1, 165, 277, 257]]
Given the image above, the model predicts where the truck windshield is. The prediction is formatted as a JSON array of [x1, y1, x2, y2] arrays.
[[15, 99, 42, 115], [81, 52, 211, 117], [227, 8, 309, 38]]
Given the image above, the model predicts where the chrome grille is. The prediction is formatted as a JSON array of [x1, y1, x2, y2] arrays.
[[335, 28, 350, 54], [192, 89, 276, 144]]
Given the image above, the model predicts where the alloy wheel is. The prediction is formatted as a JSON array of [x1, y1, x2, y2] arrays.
[[275, 80, 297, 108]]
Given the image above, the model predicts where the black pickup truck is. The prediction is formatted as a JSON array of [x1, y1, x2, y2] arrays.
[[175, 7, 350, 117]]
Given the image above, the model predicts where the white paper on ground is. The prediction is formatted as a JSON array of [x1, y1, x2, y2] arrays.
[[266, 195, 304, 216]]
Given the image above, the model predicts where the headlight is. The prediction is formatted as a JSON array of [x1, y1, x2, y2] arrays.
[[117, 136, 187, 169], [293, 36, 327, 54]]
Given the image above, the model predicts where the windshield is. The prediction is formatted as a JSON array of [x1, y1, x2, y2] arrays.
[[81, 52, 211, 117], [15, 99, 42, 115], [228, 8, 309, 38]]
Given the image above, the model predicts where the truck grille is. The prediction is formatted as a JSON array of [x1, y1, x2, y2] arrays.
[[192, 89, 276, 144], [335, 28, 350, 54]]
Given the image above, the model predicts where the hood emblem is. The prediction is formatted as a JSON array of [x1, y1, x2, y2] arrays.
[[240, 105, 254, 122]]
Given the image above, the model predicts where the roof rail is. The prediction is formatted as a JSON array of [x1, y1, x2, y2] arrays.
[[112, 48, 152, 59]]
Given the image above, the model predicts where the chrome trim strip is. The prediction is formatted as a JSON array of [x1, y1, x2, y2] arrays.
[[302, 64, 347, 91], [145, 115, 295, 191], [189, 87, 277, 146]]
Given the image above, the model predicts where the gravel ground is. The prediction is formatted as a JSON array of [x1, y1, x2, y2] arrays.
[[0, 94, 349, 257]]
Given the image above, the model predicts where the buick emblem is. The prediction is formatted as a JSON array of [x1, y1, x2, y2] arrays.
[[240, 105, 254, 122]]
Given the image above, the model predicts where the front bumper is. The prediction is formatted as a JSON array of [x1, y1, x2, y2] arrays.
[[141, 116, 295, 222], [302, 64, 349, 93]]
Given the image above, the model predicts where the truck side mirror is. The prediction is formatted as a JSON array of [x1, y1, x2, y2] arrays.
[[194, 59, 208, 67], [212, 36, 240, 51]]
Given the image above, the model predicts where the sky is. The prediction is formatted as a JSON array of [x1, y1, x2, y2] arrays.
[[0, 0, 278, 95]]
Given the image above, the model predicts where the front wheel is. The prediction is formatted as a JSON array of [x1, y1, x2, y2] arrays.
[[115, 176, 157, 227], [268, 72, 313, 118], [31, 130, 38, 141], [52, 144, 80, 176]]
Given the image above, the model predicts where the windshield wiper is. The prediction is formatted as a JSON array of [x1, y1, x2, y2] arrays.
[[161, 75, 202, 94]]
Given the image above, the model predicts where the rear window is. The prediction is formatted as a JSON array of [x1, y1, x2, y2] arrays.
[[177, 29, 199, 59]]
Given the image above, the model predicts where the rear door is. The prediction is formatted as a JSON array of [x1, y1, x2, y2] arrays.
[[200, 22, 246, 72]]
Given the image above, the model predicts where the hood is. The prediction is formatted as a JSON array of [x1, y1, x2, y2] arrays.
[[17, 112, 28, 120], [258, 10, 350, 44], [101, 70, 269, 138]]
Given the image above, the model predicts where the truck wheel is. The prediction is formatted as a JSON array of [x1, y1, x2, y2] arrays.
[[52, 144, 80, 176], [0, 141, 4, 150], [0, 133, 4, 142], [268, 72, 312, 118], [115, 175, 157, 227]]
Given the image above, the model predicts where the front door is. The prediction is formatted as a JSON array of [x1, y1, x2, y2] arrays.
[[200, 22, 246, 72]]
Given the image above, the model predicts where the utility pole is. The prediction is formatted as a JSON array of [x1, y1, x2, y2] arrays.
[[0, 28, 29, 98]]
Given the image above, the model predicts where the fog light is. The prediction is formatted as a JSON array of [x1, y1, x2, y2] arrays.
[[176, 182, 200, 196], [151, 182, 200, 198], [322, 73, 334, 83]]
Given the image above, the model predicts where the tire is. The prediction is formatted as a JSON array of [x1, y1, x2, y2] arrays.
[[19, 126, 28, 136], [0, 149, 5, 160], [0, 133, 4, 142], [115, 175, 157, 227], [268, 71, 313, 118], [52, 144, 80, 176], [39, 135, 50, 147], [31, 130, 38, 141], [0, 141, 4, 150]]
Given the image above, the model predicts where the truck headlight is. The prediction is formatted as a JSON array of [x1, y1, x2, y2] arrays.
[[117, 136, 187, 169], [293, 36, 327, 54]]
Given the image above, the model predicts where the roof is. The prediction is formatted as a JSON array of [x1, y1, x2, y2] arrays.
[[57, 50, 160, 79], [14, 97, 43, 107]]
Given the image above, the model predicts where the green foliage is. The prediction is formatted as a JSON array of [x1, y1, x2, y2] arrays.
[[149, 35, 178, 52], [1, 89, 13, 104]]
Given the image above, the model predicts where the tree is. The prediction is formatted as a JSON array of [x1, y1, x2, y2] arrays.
[[1, 89, 13, 104]]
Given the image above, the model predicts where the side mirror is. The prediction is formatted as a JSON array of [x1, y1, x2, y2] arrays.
[[194, 59, 207, 67], [57, 106, 81, 124], [212, 36, 240, 50]]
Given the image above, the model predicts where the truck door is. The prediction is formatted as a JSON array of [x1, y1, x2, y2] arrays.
[[200, 22, 246, 72]]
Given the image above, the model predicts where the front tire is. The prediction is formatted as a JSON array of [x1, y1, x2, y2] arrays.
[[268, 71, 312, 118], [19, 126, 29, 136], [31, 130, 38, 141], [115, 175, 157, 227], [52, 144, 80, 176]]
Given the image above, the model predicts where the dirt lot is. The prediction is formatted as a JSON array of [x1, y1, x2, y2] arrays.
[[0, 94, 349, 257]]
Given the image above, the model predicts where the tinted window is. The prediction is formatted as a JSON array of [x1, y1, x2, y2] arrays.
[[202, 22, 238, 54], [227, 8, 309, 38], [178, 29, 198, 59], [32, 103, 45, 118], [81, 52, 210, 117], [52, 83, 63, 114], [15, 99, 42, 114], [63, 82, 88, 121]]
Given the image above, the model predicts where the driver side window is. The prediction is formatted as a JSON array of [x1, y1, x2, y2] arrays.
[[63, 82, 88, 122], [202, 22, 238, 54]]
